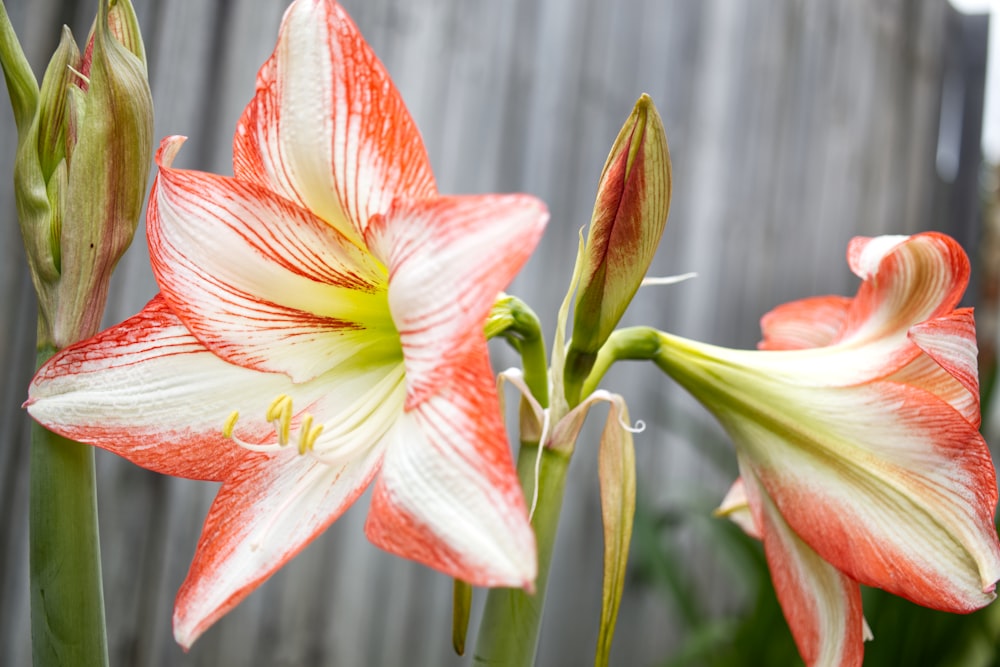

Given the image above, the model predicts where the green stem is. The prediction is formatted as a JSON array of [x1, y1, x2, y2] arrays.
[[562, 346, 595, 409], [473, 444, 570, 666], [30, 344, 109, 667], [579, 326, 662, 399], [492, 295, 549, 408], [509, 300, 549, 409]]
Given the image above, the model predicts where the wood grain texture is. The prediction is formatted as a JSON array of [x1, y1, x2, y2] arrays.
[[0, 0, 987, 665]]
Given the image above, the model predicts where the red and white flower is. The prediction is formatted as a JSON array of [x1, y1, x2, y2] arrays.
[[658, 233, 1000, 667], [26, 0, 545, 648]]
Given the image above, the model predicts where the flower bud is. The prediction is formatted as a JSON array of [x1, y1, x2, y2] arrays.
[[37, 28, 80, 183], [572, 95, 671, 352], [0, 0, 152, 348], [56, 0, 152, 346], [563, 95, 671, 403]]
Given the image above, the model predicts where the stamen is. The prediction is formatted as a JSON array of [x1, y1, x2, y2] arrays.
[[222, 367, 404, 465], [266, 394, 293, 446], [297, 415, 325, 455], [222, 410, 240, 438], [304, 366, 405, 466]]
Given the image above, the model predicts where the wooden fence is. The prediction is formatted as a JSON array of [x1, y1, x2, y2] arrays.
[[0, 0, 989, 665]]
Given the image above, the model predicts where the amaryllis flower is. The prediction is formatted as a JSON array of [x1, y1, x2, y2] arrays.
[[655, 233, 1000, 667], [25, 0, 545, 648]]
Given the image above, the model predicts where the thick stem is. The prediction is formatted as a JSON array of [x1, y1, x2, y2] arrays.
[[30, 344, 109, 667], [472, 444, 570, 666]]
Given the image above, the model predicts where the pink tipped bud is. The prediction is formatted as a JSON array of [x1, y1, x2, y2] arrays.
[[571, 94, 671, 356]]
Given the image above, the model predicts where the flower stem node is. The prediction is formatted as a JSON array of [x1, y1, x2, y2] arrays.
[[0, 0, 153, 348]]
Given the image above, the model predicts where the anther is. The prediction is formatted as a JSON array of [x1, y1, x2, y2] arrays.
[[298, 416, 324, 455], [222, 410, 240, 438], [266, 395, 293, 446]]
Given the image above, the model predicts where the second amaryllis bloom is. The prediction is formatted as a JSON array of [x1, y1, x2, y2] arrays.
[[655, 232, 1000, 666], [25, 0, 545, 648]]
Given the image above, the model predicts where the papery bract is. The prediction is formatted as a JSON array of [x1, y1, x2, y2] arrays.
[[655, 233, 1000, 667], [26, 0, 545, 648]]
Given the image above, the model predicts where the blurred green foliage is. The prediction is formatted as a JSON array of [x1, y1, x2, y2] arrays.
[[632, 488, 1000, 667]]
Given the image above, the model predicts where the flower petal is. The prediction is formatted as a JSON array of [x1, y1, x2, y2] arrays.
[[885, 353, 979, 428], [907, 307, 980, 424], [715, 477, 762, 540], [842, 233, 970, 346], [364, 194, 548, 406], [364, 341, 536, 588], [758, 296, 852, 351], [150, 137, 399, 384], [698, 234, 973, 388], [173, 445, 383, 648], [26, 296, 271, 480], [732, 380, 1000, 612], [741, 466, 866, 667], [232, 0, 435, 246]]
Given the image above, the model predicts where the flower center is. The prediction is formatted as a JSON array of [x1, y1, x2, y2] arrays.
[[221, 364, 406, 464]]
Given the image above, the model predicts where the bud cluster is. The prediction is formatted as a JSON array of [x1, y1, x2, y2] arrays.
[[1, 0, 153, 347]]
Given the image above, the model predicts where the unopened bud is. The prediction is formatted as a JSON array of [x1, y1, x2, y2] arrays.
[[1, 0, 152, 348], [56, 0, 152, 346], [571, 94, 671, 354], [563, 95, 671, 403]]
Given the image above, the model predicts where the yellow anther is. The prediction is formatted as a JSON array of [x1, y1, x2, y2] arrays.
[[222, 410, 240, 438], [265, 394, 293, 446], [266, 394, 291, 421], [297, 415, 313, 455], [299, 417, 324, 455]]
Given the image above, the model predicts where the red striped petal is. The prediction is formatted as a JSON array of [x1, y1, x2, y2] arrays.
[[150, 137, 399, 383], [364, 340, 535, 588], [842, 233, 969, 346], [232, 0, 435, 246], [27, 296, 267, 480], [364, 194, 548, 406], [758, 296, 853, 350], [742, 467, 865, 667], [173, 444, 383, 648], [908, 307, 980, 424], [739, 381, 1000, 612]]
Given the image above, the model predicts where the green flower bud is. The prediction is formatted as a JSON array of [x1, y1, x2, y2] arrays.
[[0, 0, 152, 348], [56, 0, 152, 347], [563, 95, 671, 404], [37, 28, 80, 183], [572, 94, 671, 354]]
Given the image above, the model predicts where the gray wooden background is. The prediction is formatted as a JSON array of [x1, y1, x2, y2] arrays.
[[0, 1, 990, 665]]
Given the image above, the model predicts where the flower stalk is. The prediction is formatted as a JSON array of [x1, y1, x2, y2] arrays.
[[2, 1, 152, 664], [474, 443, 570, 666], [30, 345, 108, 667]]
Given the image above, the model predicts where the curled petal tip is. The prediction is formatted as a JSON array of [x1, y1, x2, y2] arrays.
[[156, 135, 188, 168]]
